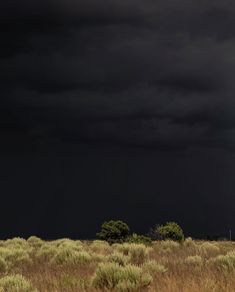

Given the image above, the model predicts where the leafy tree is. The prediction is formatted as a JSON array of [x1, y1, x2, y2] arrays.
[[97, 220, 130, 244], [156, 222, 184, 242]]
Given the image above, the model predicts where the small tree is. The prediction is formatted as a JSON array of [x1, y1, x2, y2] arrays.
[[97, 220, 130, 244], [149, 222, 184, 242]]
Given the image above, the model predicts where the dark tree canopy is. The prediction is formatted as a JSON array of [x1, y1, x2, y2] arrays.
[[150, 222, 184, 242], [96, 220, 130, 244]]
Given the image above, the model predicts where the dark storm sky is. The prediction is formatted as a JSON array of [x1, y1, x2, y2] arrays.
[[1, 0, 235, 239]]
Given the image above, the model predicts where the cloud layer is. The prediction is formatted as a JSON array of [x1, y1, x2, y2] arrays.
[[1, 0, 235, 149]]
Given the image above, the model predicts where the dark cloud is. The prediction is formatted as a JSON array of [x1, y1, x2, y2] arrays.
[[0, 0, 235, 238]]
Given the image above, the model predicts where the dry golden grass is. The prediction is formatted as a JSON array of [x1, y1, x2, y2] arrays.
[[0, 237, 234, 291]]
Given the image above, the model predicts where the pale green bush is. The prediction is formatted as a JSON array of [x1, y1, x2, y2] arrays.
[[160, 240, 180, 250], [116, 279, 141, 291], [90, 253, 107, 263], [184, 237, 197, 249], [0, 257, 7, 273], [27, 236, 43, 248], [92, 262, 152, 291], [208, 251, 235, 272], [114, 243, 150, 264], [0, 247, 32, 268], [0, 274, 37, 292], [51, 239, 83, 252], [107, 252, 130, 266], [92, 262, 121, 289], [185, 255, 203, 267], [51, 248, 92, 266], [90, 240, 111, 254], [0, 248, 10, 260], [142, 260, 167, 274], [199, 242, 220, 257], [36, 244, 58, 260], [5, 238, 28, 248]]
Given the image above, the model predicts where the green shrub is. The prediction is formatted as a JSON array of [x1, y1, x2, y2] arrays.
[[184, 237, 197, 248], [155, 222, 184, 242], [27, 236, 43, 248], [208, 251, 235, 272], [0, 247, 32, 268], [142, 260, 167, 274], [5, 238, 28, 248], [0, 274, 37, 292], [90, 253, 107, 263], [97, 220, 130, 244], [126, 234, 152, 246], [51, 239, 83, 251], [90, 240, 111, 254], [160, 240, 180, 250], [52, 248, 91, 266], [0, 257, 7, 273], [185, 255, 203, 267], [36, 244, 58, 260], [199, 242, 220, 258], [114, 243, 150, 265], [92, 262, 152, 291], [107, 252, 130, 266]]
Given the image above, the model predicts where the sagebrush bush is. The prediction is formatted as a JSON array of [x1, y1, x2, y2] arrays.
[[27, 236, 43, 248], [92, 262, 152, 291], [5, 238, 28, 249], [184, 237, 197, 249], [0, 274, 37, 292], [185, 255, 203, 267], [92, 262, 122, 289], [0, 257, 7, 273], [36, 244, 58, 260], [114, 243, 150, 265], [107, 252, 130, 266], [90, 253, 107, 263], [199, 242, 220, 257], [0, 247, 32, 268], [52, 239, 83, 251], [208, 251, 235, 272], [51, 248, 92, 266], [160, 240, 180, 250], [142, 260, 167, 274], [90, 240, 111, 254]]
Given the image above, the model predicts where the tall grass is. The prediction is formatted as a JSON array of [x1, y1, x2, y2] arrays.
[[0, 237, 234, 291]]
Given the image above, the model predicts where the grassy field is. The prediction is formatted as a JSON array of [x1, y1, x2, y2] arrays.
[[0, 237, 234, 291]]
